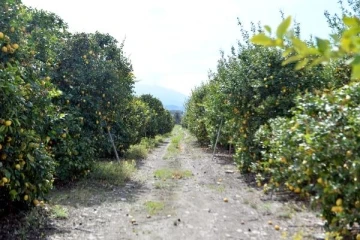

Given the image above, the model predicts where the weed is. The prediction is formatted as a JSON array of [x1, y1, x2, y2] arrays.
[[124, 144, 148, 159], [154, 168, 192, 180], [144, 201, 164, 215], [163, 126, 184, 159], [51, 205, 68, 219], [250, 202, 258, 209], [88, 160, 136, 186], [207, 184, 225, 193]]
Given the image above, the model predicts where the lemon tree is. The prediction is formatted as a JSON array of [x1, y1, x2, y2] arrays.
[[0, 0, 59, 211]]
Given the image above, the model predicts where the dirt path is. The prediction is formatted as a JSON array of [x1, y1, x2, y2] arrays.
[[48, 128, 325, 240]]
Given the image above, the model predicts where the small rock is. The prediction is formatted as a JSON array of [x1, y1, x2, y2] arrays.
[[146, 215, 151, 218], [208, 209, 211, 213], [167, 215, 171, 218], [121, 198, 126, 201], [225, 170, 234, 174], [315, 221, 325, 227], [313, 233, 326, 240], [225, 234, 231, 238], [241, 220, 245, 225]]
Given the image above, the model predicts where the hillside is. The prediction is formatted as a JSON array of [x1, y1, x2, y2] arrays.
[[134, 84, 187, 111]]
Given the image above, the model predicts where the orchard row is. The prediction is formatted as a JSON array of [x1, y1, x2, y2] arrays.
[[0, 0, 174, 213], [183, 8, 359, 238]]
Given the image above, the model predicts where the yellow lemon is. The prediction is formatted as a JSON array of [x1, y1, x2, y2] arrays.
[[33, 199, 39, 206], [336, 198, 343, 206]]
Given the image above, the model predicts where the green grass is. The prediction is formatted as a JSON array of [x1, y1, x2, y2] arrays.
[[163, 125, 184, 159], [50, 205, 68, 219], [154, 168, 192, 180], [206, 184, 225, 193], [144, 201, 165, 215], [124, 144, 148, 159], [124, 135, 165, 160], [88, 160, 136, 186]]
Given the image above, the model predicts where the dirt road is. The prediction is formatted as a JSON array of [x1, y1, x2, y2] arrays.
[[48, 128, 325, 240]]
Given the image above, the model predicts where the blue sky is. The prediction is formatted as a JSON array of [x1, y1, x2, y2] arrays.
[[22, 0, 342, 95]]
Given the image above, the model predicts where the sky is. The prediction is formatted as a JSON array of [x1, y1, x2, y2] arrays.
[[22, 0, 342, 96]]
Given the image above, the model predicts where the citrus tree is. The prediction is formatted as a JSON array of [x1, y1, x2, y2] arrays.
[[139, 94, 174, 137], [0, 0, 61, 211], [250, 11, 360, 237], [182, 83, 210, 145]]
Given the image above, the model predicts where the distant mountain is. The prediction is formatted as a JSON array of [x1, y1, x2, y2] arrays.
[[134, 84, 187, 111], [165, 105, 184, 111]]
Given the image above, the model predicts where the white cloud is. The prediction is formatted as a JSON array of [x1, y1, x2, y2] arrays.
[[22, 0, 341, 95]]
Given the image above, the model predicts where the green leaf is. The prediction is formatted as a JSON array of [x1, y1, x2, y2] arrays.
[[282, 55, 304, 66], [9, 190, 17, 200], [295, 58, 309, 70], [276, 16, 292, 39], [264, 25, 272, 34], [27, 153, 35, 162], [343, 16, 360, 27], [292, 37, 308, 52], [316, 38, 331, 54], [251, 33, 274, 46], [351, 63, 360, 79], [282, 48, 293, 58], [309, 57, 328, 67]]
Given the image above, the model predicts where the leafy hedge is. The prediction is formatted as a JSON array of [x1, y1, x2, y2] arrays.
[[255, 82, 360, 234]]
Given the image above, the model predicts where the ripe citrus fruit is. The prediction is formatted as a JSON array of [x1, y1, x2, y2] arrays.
[[4, 120, 11, 126], [15, 164, 21, 170], [1, 46, 8, 53], [24, 195, 29, 201], [33, 199, 39, 206], [2, 177, 8, 183]]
